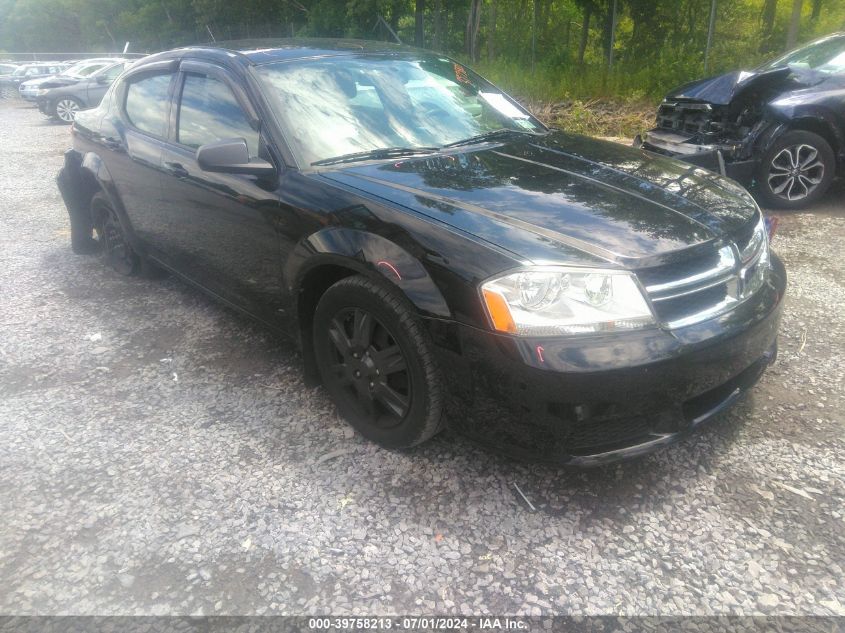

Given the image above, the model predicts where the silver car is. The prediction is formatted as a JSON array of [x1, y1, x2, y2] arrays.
[[18, 59, 124, 102]]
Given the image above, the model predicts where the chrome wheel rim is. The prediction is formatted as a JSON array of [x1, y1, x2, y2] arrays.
[[55, 99, 78, 122], [767, 143, 825, 201]]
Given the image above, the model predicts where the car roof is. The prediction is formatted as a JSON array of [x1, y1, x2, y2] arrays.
[[137, 38, 426, 69]]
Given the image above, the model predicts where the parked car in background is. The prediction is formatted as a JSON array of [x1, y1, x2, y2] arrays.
[[38, 60, 132, 122], [0, 62, 68, 91], [636, 32, 845, 209], [57, 41, 785, 464], [0, 63, 20, 97], [19, 58, 124, 102]]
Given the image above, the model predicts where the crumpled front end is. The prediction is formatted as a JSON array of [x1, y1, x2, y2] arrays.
[[635, 67, 811, 183], [635, 99, 774, 184]]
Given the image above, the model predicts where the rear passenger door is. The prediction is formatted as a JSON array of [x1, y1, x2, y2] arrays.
[[106, 65, 176, 247], [156, 61, 286, 323]]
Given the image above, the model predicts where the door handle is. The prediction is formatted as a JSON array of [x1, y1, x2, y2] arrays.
[[163, 161, 189, 178]]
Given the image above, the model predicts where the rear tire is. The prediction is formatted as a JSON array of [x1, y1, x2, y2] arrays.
[[754, 130, 835, 209], [91, 193, 140, 276], [313, 275, 444, 449]]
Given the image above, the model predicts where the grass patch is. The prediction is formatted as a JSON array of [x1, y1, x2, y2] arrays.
[[520, 98, 656, 139], [471, 59, 662, 138]]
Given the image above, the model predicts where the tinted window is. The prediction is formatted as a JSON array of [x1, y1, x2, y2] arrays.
[[125, 73, 173, 137], [177, 73, 258, 156]]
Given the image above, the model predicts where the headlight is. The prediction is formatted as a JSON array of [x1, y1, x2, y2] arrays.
[[740, 216, 770, 299], [740, 215, 767, 263], [481, 267, 655, 336]]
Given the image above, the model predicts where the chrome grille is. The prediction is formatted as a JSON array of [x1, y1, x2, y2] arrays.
[[638, 218, 769, 329]]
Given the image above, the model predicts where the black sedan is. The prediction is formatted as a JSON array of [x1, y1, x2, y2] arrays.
[[637, 32, 845, 209], [57, 40, 785, 465]]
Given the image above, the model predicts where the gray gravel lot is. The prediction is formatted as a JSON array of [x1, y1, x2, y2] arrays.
[[1, 98, 843, 617]]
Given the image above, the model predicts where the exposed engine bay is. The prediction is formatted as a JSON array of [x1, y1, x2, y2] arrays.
[[635, 33, 845, 208]]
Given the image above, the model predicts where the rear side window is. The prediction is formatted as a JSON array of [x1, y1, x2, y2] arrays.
[[177, 73, 258, 156], [125, 73, 173, 137]]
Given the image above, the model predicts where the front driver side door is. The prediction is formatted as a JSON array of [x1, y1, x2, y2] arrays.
[[156, 62, 286, 326]]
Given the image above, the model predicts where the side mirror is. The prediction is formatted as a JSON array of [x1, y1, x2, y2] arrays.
[[96, 75, 109, 84], [196, 138, 276, 178]]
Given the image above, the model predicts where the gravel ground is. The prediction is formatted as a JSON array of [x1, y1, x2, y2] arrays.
[[1, 98, 843, 617]]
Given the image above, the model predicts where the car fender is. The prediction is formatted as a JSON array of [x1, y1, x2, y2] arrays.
[[288, 226, 452, 319], [748, 120, 790, 158], [764, 100, 845, 157], [45, 84, 74, 104]]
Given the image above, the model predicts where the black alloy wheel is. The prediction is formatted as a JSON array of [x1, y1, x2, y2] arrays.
[[313, 275, 444, 448], [327, 306, 410, 424], [92, 193, 139, 276]]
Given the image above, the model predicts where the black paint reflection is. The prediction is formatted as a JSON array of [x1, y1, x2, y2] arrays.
[[323, 130, 759, 266]]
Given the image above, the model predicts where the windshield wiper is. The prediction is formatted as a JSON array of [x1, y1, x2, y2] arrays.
[[312, 146, 439, 166], [442, 128, 542, 149]]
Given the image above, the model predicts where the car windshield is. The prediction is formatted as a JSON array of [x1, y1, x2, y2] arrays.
[[12, 66, 29, 76], [757, 34, 845, 73], [64, 61, 109, 78], [254, 55, 546, 166]]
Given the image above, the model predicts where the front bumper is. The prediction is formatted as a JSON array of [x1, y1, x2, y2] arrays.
[[435, 254, 786, 465], [635, 130, 756, 184], [19, 88, 41, 101]]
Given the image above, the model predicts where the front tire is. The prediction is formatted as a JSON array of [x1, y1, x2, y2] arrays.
[[53, 97, 82, 123], [313, 275, 444, 449], [755, 130, 835, 209]]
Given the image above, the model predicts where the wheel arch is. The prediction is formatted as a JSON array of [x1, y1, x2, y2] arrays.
[[59, 148, 144, 254], [287, 227, 451, 385], [785, 116, 843, 165], [80, 152, 143, 247]]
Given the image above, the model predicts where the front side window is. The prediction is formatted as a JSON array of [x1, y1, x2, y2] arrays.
[[125, 73, 173, 137], [176, 73, 259, 156], [254, 55, 545, 165]]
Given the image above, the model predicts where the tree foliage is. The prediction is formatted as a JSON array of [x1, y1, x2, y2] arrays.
[[1, 0, 843, 100]]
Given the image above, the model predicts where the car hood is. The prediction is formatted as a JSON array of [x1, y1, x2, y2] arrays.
[[320, 132, 759, 268], [33, 75, 81, 89], [666, 65, 828, 105]]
